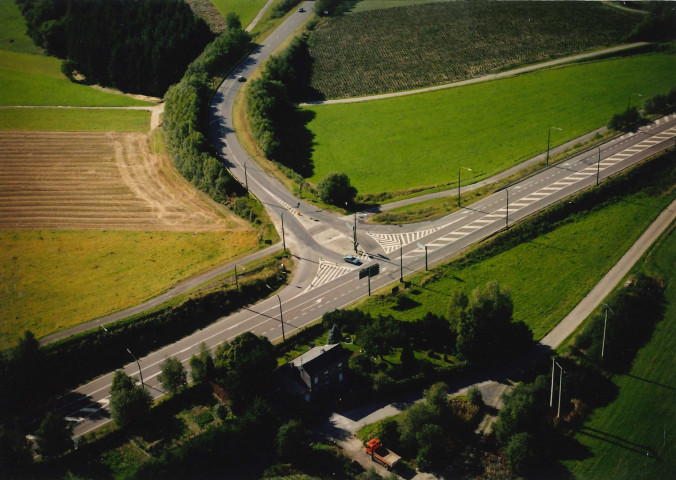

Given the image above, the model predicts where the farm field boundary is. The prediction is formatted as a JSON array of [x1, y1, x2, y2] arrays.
[[303, 53, 676, 197]]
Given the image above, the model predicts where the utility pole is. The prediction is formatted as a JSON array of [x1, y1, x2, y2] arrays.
[[557, 362, 564, 418], [506, 189, 509, 228], [266, 284, 285, 342], [601, 303, 613, 359], [596, 145, 601, 186], [280, 211, 286, 252], [399, 237, 403, 282], [234, 265, 238, 291], [126, 348, 144, 389], [458, 167, 472, 207], [550, 357, 555, 407]]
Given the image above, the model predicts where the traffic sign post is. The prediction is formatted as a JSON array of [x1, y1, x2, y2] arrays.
[[359, 263, 380, 296]]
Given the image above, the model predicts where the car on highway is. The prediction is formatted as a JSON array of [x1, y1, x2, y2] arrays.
[[343, 255, 362, 265], [236, 75, 246, 82], [298, 7, 305, 13]]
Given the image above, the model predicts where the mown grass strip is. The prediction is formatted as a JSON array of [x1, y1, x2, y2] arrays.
[[304, 53, 676, 196], [208, 0, 268, 29], [0, 108, 151, 131], [0, 50, 154, 107], [561, 222, 676, 478], [355, 152, 676, 341]]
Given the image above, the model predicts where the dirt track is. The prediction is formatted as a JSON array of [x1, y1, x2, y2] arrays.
[[0, 130, 245, 231]]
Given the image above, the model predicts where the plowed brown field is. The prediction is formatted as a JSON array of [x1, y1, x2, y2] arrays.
[[0, 130, 244, 231]]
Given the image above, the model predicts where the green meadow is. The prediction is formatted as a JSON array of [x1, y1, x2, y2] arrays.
[[356, 159, 676, 340], [0, 108, 150, 131], [209, 0, 267, 28], [304, 53, 676, 197], [0, 0, 42, 55], [0, 50, 153, 107], [562, 224, 676, 478], [0, 229, 262, 349]]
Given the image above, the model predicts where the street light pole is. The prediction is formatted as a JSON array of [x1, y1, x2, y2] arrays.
[[596, 146, 601, 186], [550, 357, 555, 407], [126, 348, 144, 389], [506, 189, 509, 228], [234, 265, 238, 292], [266, 285, 285, 342], [458, 167, 472, 207], [601, 303, 613, 360], [557, 362, 564, 418], [280, 211, 286, 252], [243, 154, 259, 195], [399, 237, 403, 282], [546, 127, 562, 166]]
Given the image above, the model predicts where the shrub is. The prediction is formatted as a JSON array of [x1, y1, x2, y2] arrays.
[[505, 432, 536, 474], [467, 386, 484, 408], [317, 172, 358, 206]]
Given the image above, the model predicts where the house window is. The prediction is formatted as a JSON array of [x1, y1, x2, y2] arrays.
[[314, 377, 318, 384], [338, 362, 343, 369], [339, 373, 343, 382]]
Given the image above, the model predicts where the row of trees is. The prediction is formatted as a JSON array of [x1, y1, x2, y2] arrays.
[[608, 87, 676, 132], [163, 22, 251, 203], [17, 0, 212, 96], [323, 281, 532, 366]]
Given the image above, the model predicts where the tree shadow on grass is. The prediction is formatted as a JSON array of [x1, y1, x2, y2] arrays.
[[276, 108, 316, 178]]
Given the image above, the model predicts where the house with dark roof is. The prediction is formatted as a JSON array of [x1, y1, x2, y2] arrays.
[[283, 343, 348, 401]]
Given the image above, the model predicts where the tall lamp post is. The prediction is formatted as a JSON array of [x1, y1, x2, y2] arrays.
[[280, 211, 286, 252], [399, 236, 403, 282], [601, 303, 613, 360], [126, 348, 144, 389], [556, 362, 564, 418], [596, 145, 602, 186], [546, 127, 562, 166], [266, 284, 285, 342], [243, 154, 259, 195], [627, 92, 642, 110], [505, 189, 509, 228], [458, 167, 472, 207]]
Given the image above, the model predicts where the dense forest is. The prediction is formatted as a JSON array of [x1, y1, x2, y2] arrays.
[[16, 0, 213, 96]]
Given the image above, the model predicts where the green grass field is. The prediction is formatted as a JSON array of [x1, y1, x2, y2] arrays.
[[356, 162, 676, 340], [307, 1, 640, 98], [0, 108, 151, 131], [0, 0, 42, 55], [0, 50, 154, 107], [0, 230, 261, 348], [348, 0, 454, 14], [304, 53, 676, 197], [209, 0, 267, 28], [561, 224, 676, 478]]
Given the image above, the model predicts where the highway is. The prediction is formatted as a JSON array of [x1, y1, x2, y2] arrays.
[[56, 1, 676, 438]]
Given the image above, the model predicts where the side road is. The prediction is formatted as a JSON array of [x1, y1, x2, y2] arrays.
[[321, 198, 676, 479]]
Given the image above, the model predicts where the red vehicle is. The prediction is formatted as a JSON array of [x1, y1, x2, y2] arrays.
[[365, 438, 400, 469]]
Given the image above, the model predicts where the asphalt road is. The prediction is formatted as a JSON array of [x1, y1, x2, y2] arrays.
[[55, 0, 676, 437]]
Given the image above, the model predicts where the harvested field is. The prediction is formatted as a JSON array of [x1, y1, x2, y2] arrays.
[[0, 130, 245, 231]]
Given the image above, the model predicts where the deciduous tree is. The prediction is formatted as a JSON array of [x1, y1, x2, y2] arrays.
[[158, 357, 187, 394], [109, 370, 152, 431]]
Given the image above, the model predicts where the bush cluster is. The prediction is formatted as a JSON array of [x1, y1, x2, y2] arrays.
[[163, 25, 252, 203], [270, 0, 302, 19], [17, 0, 212, 97]]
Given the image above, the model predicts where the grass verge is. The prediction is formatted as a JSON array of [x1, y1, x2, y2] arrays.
[[304, 53, 675, 197], [0, 50, 154, 106], [355, 152, 676, 340], [0, 108, 151, 131], [208, 0, 268, 29], [560, 220, 676, 478], [0, 230, 262, 348]]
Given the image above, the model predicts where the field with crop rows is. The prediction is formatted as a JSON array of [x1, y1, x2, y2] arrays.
[[0, 131, 245, 231], [307, 1, 640, 99]]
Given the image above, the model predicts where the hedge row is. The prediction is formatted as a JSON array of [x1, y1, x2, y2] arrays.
[[163, 25, 252, 203]]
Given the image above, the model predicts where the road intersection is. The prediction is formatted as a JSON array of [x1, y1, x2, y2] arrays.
[[55, 1, 676, 439]]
